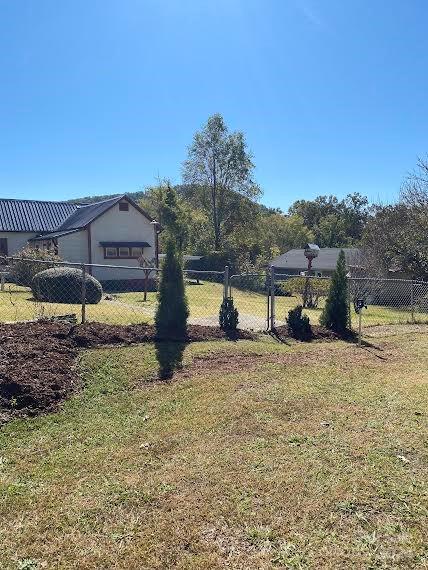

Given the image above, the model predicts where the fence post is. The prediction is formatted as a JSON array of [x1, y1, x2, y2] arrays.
[[358, 309, 362, 347], [411, 280, 415, 323], [266, 268, 270, 330], [0, 273, 4, 292], [81, 263, 86, 324], [270, 265, 275, 331], [224, 266, 229, 299]]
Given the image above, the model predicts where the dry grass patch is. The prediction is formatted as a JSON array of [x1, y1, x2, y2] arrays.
[[1, 331, 428, 569]]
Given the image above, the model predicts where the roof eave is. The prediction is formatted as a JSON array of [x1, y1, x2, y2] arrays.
[[80, 194, 155, 229]]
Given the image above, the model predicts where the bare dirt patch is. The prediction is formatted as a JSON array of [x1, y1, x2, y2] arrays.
[[1, 320, 399, 425], [0, 322, 79, 423], [176, 340, 391, 381], [0, 321, 253, 423]]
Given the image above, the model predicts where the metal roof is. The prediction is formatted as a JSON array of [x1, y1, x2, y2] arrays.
[[1, 194, 153, 234], [29, 229, 82, 241], [59, 196, 123, 230], [0, 199, 80, 232], [271, 248, 358, 271]]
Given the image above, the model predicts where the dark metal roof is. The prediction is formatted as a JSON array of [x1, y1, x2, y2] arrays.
[[29, 229, 82, 241], [0, 199, 80, 232], [271, 248, 358, 271], [59, 196, 123, 230], [1, 194, 153, 234], [100, 241, 151, 248]]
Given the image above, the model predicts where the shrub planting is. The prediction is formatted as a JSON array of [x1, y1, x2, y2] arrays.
[[286, 305, 312, 340], [155, 237, 189, 338], [10, 246, 60, 287], [320, 250, 351, 334], [219, 297, 239, 331], [32, 267, 103, 304]]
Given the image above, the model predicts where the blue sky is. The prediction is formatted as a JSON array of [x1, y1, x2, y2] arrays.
[[1, 0, 428, 210]]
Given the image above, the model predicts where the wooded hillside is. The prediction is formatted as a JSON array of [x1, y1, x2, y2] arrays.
[[69, 115, 428, 278]]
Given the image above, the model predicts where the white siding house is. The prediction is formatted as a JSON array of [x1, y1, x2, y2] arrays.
[[89, 200, 155, 281], [57, 229, 89, 264], [0, 232, 37, 257], [0, 195, 159, 285]]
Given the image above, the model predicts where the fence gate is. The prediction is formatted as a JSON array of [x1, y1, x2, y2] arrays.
[[228, 270, 271, 331]]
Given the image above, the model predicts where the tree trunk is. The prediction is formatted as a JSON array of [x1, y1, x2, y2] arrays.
[[212, 155, 221, 249]]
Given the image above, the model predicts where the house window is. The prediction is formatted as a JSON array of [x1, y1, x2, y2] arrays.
[[119, 202, 129, 211], [105, 247, 117, 258], [0, 238, 7, 263], [131, 247, 143, 258], [103, 245, 146, 259], [0, 238, 8, 256], [118, 247, 130, 257]]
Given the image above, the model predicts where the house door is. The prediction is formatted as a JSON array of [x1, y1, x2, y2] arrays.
[[0, 238, 8, 263]]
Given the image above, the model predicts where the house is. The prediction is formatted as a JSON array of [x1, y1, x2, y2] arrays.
[[270, 247, 359, 277], [0, 195, 158, 284]]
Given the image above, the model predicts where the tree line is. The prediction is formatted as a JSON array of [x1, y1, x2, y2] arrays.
[[76, 114, 428, 279]]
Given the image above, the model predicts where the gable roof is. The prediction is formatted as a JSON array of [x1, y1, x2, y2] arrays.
[[59, 196, 124, 230], [0, 194, 153, 234], [271, 248, 358, 271], [0, 198, 80, 232]]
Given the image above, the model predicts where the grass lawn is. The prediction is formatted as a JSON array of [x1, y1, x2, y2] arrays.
[[1, 281, 427, 328], [1, 327, 428, 568]]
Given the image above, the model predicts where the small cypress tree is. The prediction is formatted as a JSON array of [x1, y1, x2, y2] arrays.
[[219, 297, 239, 331], [320, 250, 351, 334], [155, 236, 189, 338], [287, 305, 312, 340]]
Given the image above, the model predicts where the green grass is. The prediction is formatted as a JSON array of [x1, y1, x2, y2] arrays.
[[1, 280, 427, 328], [1, 328, 428, 568]]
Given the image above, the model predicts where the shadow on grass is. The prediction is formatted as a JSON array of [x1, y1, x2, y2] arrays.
[[358, 339, 387, 359], [267, 329, 291, 345], [155, 341, 187, 380]]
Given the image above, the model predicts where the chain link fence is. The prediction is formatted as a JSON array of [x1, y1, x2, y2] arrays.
[[271, 273, 428, 331], [1, 257, 427, 332], [0, 257, 227, 327], [229, 272, 269, 330]]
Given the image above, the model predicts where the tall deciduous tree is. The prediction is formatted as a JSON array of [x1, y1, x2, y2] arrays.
[[363, 157, 428, 280], [182, 114, 261, 249], [289, 193, 369, 246]]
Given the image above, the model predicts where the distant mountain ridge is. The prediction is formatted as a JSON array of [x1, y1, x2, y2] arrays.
[[68, 187, 276, 215], [67, 191, 146, 204]]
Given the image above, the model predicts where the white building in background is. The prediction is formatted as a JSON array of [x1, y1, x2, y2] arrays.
[[0, 195, 159, 284]]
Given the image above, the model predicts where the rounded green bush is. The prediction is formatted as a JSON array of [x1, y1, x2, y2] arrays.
[[32, 267, 103, 304]]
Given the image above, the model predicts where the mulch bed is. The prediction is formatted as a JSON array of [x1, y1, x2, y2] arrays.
[[0, 320, 354, 425], [0, 321, 253, 424], [272, 324, 355, 342]]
